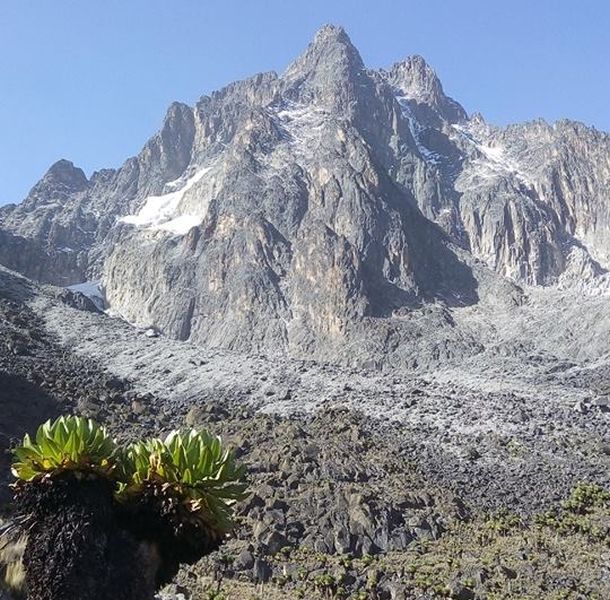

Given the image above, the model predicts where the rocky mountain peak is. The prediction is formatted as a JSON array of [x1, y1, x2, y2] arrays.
[[2, 25, 610, 367], [141, 100, 196, 189], [311, 24, 358, 51], [389, 55, 439, 94], [282, 24, 366, 111], [42, 159, 89, 192], [10, 159, 90, 215], [387, 55, 466, 123]]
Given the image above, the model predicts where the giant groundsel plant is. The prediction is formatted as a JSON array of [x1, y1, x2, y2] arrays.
[[118, 429, 248, 540], [11, 416, 117, 482], [5, 415, 248, 600]]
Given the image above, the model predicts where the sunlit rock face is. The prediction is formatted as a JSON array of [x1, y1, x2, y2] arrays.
[[1, 25, 610, 363]]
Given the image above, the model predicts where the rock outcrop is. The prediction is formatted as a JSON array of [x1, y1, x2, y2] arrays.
[[1, 25, 609, 364], [2, 262, 610, 599]]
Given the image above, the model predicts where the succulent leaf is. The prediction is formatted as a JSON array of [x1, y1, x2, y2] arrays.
[[11, 415, 118, 481], [118, 428, 248, 538]]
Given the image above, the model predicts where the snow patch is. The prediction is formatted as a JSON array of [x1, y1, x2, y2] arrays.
[[154, 214, 202, 235], [452, 123, 532, 186], [120, 167, 210, 235], [274, 102, 330, 158], [396, 95, 442, 165]]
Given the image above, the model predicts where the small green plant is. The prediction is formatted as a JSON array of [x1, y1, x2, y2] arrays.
[[118, 428, 248, 538], [313, 571, 336, 593], [360, 553, 375, 567], [11, 415, 117, 481], [561, 483, 610, 513], [485, 510, 521, 534], [534, 484, 610, 542], [339, 553, 353, 569]]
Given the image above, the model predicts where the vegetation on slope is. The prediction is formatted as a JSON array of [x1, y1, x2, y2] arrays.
[[175, 483, 610, 600]]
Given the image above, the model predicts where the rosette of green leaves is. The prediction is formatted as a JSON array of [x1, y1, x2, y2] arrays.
[[118, 429, 248, 537], [11, 416, 117, 481]]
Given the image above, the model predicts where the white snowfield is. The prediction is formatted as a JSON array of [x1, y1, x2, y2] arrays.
[[119, 167, 211, 235]]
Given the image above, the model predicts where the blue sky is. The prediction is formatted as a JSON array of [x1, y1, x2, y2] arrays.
[[1, 0, 609, 205]]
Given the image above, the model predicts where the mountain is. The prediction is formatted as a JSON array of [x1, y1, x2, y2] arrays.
[[1, 24, 610, 368], [2, 25, 610, 599]]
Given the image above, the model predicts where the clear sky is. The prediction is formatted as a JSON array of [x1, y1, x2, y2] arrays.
[[1, 0, 609, 205]]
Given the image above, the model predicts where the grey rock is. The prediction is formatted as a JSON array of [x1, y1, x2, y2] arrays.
[[233, 549, 255, 571], [1, 26, 609, 373], [252, 557, 272, 583], [573, 399, 588, 413], [263, 530, 290, 554]]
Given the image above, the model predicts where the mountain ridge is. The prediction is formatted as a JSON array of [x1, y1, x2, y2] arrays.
[[1, 25, 609, 368]]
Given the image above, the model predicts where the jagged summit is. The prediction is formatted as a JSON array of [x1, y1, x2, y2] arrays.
[[311, 23, 354, 46], [43, 159, 89, 189], [16, 159, 90, 214], [282, 24, 366, 111], [386, 55, 467, 123], [1, 25, 610, 366], [388, 55, 440, 93], [284, 24, 364, 75]]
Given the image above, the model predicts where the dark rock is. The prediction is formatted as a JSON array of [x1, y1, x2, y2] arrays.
[[252, 558, 272, 583], [263, 531, 290, 555]]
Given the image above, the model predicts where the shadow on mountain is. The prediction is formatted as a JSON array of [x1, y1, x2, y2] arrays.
[[362, 170, 480, 317], [417, 221, 480, 308], [0, 261, 37, 303], [0, 229, 84, 288], [0, 372, 61, 510]]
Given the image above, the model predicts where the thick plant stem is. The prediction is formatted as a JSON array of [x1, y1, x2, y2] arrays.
[[15, 474, 156, 600]]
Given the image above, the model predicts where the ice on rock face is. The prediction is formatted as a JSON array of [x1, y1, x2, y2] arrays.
[[152, 214, 203, 235], [274, 102, 331, 158], [451, 123, 533, 187], [119, 167, 211, 235], [396, 95, 443, 164]]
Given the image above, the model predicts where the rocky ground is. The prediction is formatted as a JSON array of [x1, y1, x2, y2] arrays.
[[1, 264, 610, 599]]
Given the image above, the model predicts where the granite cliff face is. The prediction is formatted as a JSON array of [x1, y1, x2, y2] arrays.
[[1, 25, 609, 364]]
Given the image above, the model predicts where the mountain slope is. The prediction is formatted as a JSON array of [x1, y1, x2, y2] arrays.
[[1, 25, 609, 365], [2, 264, 610, 600]]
